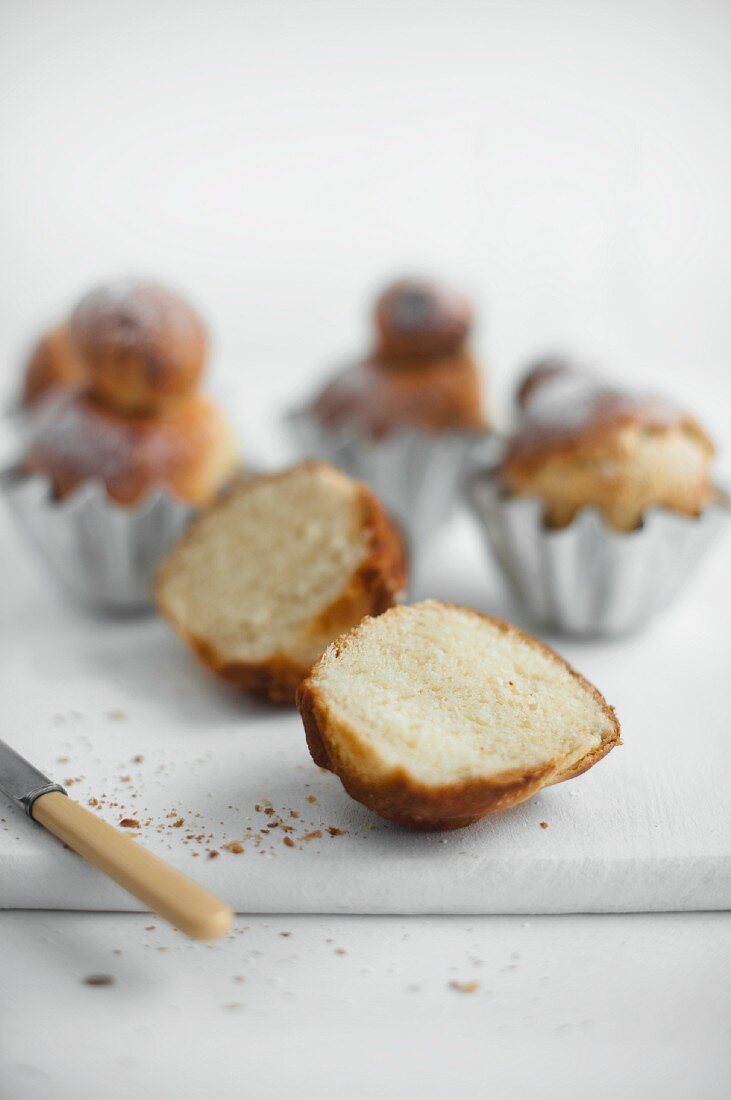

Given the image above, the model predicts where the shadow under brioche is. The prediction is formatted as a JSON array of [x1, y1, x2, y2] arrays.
[[297, 600, 620, 830], [501, 361, 715, 532], [309, 277, 487, 439], [156, 462, 407, 704], [22, 279, 238, 506]]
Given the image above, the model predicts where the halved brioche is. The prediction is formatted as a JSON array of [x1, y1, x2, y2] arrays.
[[297, 600, 620, 829], [156, 462, 407, 704]]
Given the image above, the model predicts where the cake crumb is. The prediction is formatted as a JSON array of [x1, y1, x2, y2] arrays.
[[224, 842, 244, 854], [83, 974, 114, 987], [539, 821, 549, 829], [327, 827, 347, 837], [119, 818, 140, 829], [302, 830, 322, 842], [282, 836, 295, 848], [107, 711, 126, 721], [449, 980, 479, 994], [209, 850, 219, 859]]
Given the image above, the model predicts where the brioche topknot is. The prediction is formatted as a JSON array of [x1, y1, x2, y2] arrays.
[[69, 279, 208, 413], [374, 277, 472, 362]]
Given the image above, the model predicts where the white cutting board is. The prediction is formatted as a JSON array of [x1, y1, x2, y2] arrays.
[[1, 497, 729, 915]]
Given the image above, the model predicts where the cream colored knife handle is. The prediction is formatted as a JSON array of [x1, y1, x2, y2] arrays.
[[32, 792, 233, 941]]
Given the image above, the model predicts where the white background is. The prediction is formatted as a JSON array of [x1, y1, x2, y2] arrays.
[[1, 2, 730, 1097], [1, 0, 730, 450]]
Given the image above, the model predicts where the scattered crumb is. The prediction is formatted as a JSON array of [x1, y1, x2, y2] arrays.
[[334, 948, 347, 956], [222, 1002, 244, 1011], [119, 775, 131, 783], [279, 932, 291, 938], [57, 756, 69, 764], [88, 798, 99, 808], [107, 711, 126, 721], [449, 980, 479, 994], [302, 830, 322, 842], [171, 818, 185, 829], [113, 950, 123, 956], [540, 821, 549, 830], [83, 974, 114, 987], [209, 850, 219, 859], [132, 755, 144, 764], [327, 827, 347, 837], [119, 818, 140, 829], [224, 842, 244, 854], [282, 837, 295, 848], [145, 926, 156, 932], [306, 795, 317, 804], [233, 976, 245, 983]]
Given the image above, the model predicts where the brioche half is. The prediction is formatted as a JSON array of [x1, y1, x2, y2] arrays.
[[156, 462, 407, 704], [297, 600, 620, 829]]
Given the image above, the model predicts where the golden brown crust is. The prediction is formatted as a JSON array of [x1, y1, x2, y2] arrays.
[[21, 323, 86, 408], [309, 277, 486, 439], [311, 352, 486, 439], [297, 602, 621, 829], [374, 278, 472, 360], [500, 366, 715, 530], [69, 279, 207, 414], [156, 463, 408, 705], [508, 363, 714, 469], [22, 391, 238, 506]]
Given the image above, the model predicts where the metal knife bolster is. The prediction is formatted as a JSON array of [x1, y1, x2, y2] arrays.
[[0, 738, 67, 816]]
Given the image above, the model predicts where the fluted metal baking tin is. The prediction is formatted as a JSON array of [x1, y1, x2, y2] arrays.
[[469, 469, 728, 637], [288, 409, 496, 544], [0, 468, 193, 613]]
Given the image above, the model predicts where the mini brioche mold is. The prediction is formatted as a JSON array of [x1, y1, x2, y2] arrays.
[[1, 467, 192, 613], [469, 467, 728, 637]]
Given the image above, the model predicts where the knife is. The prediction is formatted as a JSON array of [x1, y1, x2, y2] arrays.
[[0, 738, 233, 940]]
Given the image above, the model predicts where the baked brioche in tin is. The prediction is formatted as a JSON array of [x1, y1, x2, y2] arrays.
[[500, 364, 714, 531], [309, 278, 487, 439], [22, 279, 238, 507]]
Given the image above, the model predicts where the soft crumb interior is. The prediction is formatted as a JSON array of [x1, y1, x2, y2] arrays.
[[160, 465, 370, 664], [314, 601, 612, 784]]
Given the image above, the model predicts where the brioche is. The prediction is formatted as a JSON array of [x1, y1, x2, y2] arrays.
[[21, 323, 85, 408], [309, 277, 487, 439], [21, 279, 238, 507], [501, 365, 714, 531], [70, 279, 207, 414], [297, 600, 620, 829], [156, 462, 407, 704], [23, 391, 237, 507]]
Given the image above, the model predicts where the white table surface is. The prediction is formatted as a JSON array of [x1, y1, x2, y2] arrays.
[[2, 501, 729, 916], [1, 910, 729, 1100]]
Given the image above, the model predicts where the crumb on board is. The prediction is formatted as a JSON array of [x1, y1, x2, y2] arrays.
[[449, 980, 479, 994], [540, 821, 549, 829], [83, 974, 114, 987], [119, 818, 140, 829]]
